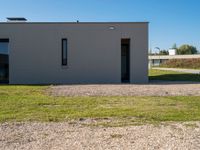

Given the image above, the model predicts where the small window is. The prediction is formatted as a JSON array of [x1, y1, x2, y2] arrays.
[[0, 39, 9, 83], [62, 39, 68, 66]]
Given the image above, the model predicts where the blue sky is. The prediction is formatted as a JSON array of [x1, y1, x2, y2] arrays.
[[0, 0, 200, 52]]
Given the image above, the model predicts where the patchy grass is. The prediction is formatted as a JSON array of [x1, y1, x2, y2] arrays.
[[110, 134, 123, 138], [149, 69, 200, 82], [183, 122, 199, 128], [1, 86, 200, 124]]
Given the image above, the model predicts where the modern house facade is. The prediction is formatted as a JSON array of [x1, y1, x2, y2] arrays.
[[0, 21, 148, 84]]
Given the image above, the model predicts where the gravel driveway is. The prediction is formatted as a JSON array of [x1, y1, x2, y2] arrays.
[[1, 122, 200, 150], [49, 81, 200, 96]]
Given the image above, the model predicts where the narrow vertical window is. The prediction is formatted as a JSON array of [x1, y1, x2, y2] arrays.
[[62, 39, 67, 66], [0, 39, 9, 83]]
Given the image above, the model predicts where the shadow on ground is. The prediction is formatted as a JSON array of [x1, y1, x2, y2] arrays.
[[149, 73, 200, 83]]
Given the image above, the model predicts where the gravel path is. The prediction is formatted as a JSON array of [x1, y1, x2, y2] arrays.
[[1, 122, 200, 150], [49, 82, 200, 96]]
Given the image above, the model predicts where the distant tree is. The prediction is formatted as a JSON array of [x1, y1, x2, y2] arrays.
[[172, 43, 177, 49], [177, 44, 197, 55], [159, 50, 169, 55]]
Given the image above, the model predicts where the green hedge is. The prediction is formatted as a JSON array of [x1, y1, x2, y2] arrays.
[[160, 58, 200, 69]]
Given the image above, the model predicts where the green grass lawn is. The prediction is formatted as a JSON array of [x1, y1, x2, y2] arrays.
[[1, 85, 200, 125], [149, 69, 200, 82]]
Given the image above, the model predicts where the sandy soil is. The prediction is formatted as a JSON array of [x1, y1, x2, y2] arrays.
[[1, 122, 200, 150], [49, 81, 200, 96]]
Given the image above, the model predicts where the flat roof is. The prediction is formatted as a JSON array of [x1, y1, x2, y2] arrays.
[[0, 22, 149, 24]]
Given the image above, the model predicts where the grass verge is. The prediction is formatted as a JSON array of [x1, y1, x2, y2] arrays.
[[0, 86, 200, 125]]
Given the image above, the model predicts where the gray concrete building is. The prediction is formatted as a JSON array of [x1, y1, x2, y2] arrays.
[[0, 21, 148, 84]]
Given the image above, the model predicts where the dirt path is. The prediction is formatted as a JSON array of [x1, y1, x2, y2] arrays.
[[1, 122, 200, 150], [49, 82, 200, 96]]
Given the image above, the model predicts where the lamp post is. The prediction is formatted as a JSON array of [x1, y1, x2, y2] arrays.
[[155, 47, 161, 66], [155, 47, 161, 55]]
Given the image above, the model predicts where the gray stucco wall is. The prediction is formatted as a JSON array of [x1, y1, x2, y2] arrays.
[[0, 22, 148, 84]]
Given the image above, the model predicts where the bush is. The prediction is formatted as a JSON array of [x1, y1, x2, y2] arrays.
[[160, 58, 200, 69], [177, 45, 198, 55]]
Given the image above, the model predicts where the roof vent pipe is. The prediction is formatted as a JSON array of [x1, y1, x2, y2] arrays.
[[6, 17, 27, 22]]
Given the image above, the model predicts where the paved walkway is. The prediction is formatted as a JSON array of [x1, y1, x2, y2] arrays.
[[153, 67, 200, 74]]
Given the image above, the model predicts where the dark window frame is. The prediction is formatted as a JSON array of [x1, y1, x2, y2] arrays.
[[0, 39, 9, 43], [0, 38, 9, 84], [121, 38, 130, 83], [62, 38, 68, 66]]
